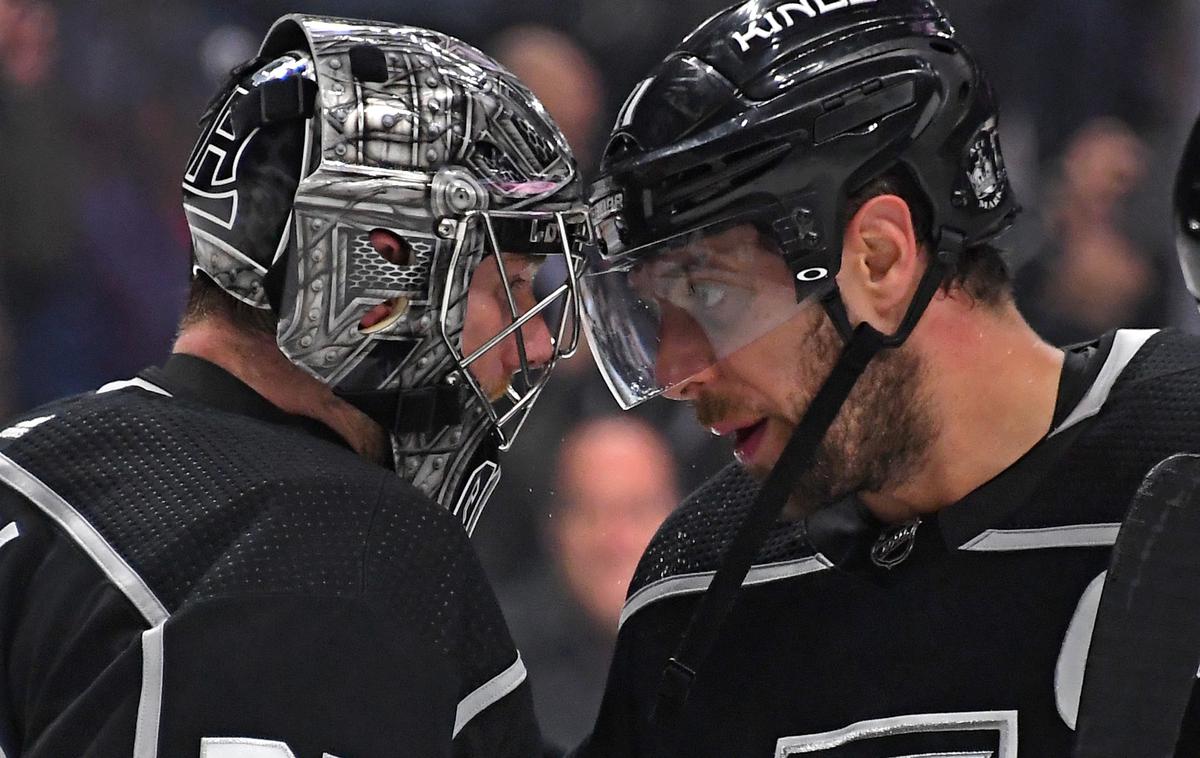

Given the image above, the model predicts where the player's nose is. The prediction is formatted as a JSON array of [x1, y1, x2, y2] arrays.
[[502, 297, 555, 375], [656, 306, 717, 401]]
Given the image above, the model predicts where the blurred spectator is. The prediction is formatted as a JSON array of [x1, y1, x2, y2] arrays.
[[499, 416, 678, 749], [0, 0, 76, 414], [0, 0, 56, 89], [491, 25, 605, 173], [1016, 118, 1169, 344], [473, 20, 729, 585]]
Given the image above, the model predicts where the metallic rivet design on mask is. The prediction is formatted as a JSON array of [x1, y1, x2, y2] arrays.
[[251, 19, 586, 523], [329, 58, 342, 69]]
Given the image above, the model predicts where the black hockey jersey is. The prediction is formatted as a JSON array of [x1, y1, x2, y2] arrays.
[[0, 354, 541, 757], [577, 328, 1200, 757]]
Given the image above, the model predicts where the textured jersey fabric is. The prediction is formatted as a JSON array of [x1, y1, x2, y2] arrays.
[[0, 354, 540, 757], [578, 328, 1200, 757]]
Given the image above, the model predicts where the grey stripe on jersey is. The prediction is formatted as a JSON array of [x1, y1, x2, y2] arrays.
[[620, 555, 833, 630], [959, 524, 1120, 552], [0, 453, 169, 625], [1051, 328, 1157, 437], [133, 624, 166, 758], [453, 654, 528, 738]]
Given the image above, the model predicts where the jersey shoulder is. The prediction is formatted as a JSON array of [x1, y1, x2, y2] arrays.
[[0, 386, 464, 608], [627, 462, 813, 596], [959, 329, 1200, 534]]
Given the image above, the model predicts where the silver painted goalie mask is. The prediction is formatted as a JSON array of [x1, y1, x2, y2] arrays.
[[182, 15, 590, 533]]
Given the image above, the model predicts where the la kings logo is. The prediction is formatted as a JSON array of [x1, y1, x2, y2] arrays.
[[732, 0, 878, 54], [182, 86, 252, 230]]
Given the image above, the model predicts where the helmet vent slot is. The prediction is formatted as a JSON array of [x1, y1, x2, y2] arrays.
[[655, 141, 792, 214]]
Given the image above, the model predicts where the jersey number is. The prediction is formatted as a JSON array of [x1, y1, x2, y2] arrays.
[[200, 737, 342, 758], [774, 710, 1017, 758]]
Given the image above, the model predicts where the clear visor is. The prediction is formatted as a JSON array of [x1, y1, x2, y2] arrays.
[[442, 208, 589, 448], [581, 220, 834, 409]]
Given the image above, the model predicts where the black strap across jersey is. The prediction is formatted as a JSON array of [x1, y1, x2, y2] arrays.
[[650, 232, 964, 754]]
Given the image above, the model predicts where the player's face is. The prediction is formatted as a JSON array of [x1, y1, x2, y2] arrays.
[[461, 252, 554, 401], [654, 226, 934, 514]]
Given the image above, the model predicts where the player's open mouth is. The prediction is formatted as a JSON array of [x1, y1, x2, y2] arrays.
[[359, 297, 411, 334], [733, 419, 769, 464]]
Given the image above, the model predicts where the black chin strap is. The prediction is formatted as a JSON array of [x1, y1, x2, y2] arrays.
[[650, 229, 964, 753]]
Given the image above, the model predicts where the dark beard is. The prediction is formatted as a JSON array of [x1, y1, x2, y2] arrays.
[[782, 315, 936, 517]]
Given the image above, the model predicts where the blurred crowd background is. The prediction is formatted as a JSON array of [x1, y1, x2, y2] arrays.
[[2, 0, 1200, 748]]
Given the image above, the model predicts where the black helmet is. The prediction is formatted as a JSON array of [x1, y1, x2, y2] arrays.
[[1177, 112, 1200, 307], [582, 0, 1018, 408]]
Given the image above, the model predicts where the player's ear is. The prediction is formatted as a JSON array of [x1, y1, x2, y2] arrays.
[[837, 194, 922, 333]]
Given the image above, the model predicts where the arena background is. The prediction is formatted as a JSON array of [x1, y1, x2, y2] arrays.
[[2, 0, 1200, 747]]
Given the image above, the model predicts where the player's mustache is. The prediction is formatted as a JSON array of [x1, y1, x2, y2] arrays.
[[693, 393, 758, 428]]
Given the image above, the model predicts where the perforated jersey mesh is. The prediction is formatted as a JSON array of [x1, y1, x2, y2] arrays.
[[629, 330, 1200, 596], [1, 387, 513, 694], [629, 462, 810, 594], [1015, 330, 1200, 528]]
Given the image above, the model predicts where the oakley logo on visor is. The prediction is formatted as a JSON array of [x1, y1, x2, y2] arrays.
[[731, 0, 878, 54]]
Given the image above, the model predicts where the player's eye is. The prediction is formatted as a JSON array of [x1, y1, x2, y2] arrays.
[[688, 280, 727, 310]]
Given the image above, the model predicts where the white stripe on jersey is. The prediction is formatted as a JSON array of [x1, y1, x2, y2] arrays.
[[134, 623, 166, 758], [620, 554, 833, 630], [453, 654, 527, 738], [0, 453, 169, 625]]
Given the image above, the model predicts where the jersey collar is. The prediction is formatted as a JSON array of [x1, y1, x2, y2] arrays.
[[804, 329, 1155, 571], [933, 329, 1152, 550], [138, 353, 353, 451]]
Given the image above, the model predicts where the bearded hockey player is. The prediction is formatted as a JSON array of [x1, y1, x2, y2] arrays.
[[0, 15, 592, 757], [576, 1, 1200, 755]]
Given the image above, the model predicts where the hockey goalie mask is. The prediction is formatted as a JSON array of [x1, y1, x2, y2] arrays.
[[182, 15, 590, 532]]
